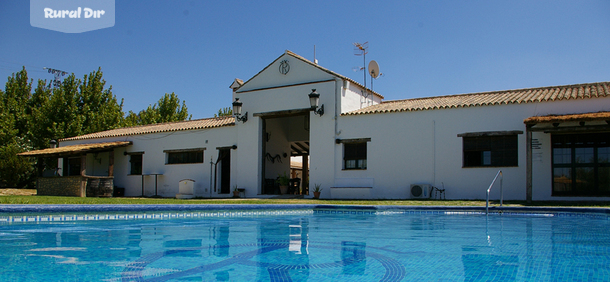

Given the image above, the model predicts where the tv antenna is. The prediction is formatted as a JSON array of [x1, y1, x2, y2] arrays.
[[43, 67, 68, 88], [353, 42, 368, 88]]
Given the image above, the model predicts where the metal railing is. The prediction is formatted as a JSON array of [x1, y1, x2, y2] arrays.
[[485, 170, 503, 215]]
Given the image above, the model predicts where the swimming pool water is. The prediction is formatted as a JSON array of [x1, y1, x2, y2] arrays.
[[0, 208, 609, 281]]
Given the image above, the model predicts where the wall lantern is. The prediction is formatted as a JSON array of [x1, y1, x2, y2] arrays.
[[232, 98, 248, 123], [308, 89, 324, 116]]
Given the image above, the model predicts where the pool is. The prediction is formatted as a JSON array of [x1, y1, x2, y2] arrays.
[[0, 205, 609, 281]]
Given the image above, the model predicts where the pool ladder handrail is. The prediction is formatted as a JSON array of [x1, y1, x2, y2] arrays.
[[485, 170, 503, 215]]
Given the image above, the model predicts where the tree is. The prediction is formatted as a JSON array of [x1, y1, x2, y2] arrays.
[[1, 67, 126, 187], [214, 107, 232, 117], [0, 71, 36, 187], [2, 66, 191, 187], [2, 67, 32, 136], [124, 92, 191, 126], [79, 68, 124, 134]]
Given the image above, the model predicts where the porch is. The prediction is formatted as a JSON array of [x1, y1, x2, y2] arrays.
[[18, 141, 132, 197]]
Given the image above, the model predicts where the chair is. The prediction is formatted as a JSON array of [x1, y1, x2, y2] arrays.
[[289, 178, 301, 194], [434, 183, 446, 200], [237, 188, 246, 198]]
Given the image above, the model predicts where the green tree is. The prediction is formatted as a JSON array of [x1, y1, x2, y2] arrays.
[[124, 92, 191, 126], [2, 67, 32, 136], [214, 107, 232, 117], [0, 136, 35, 187], [0, 71, 36, 187], [1, 67, 126, 187], [79, 68, 124, 133]]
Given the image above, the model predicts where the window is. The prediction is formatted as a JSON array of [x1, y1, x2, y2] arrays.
[[344, 142, 367, 170], [165, 149, 204, 164], [552, 133, 610, 196], [462, 134, 518, 167], [129, 154, 142, 175], [63, 157, 81, 176]]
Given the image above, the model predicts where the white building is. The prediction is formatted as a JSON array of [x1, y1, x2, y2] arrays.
[[21, 51, 610, 201]]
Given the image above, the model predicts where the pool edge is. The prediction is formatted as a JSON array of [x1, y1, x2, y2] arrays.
[[1, 204, 609, 215]]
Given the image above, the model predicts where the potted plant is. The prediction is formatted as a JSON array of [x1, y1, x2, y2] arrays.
[[313, 184, 322, 199], [233, 185, 240, 198], [277, 172, 290, 195]]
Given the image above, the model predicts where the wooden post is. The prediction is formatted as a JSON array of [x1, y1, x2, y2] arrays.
[[108, 150, 114, 177], [302, 154, 309, 195], [80, 155, 87, 197], [526, 125, 533, 203], [37, 157, 44, 177]]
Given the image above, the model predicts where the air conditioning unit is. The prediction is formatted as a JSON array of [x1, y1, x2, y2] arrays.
[[410, 184, 431, 198]]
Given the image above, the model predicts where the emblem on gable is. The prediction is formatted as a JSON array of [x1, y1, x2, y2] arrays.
[[279, 60, 290, 75]]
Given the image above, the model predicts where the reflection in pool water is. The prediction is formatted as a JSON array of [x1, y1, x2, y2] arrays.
[[0, 208, 609, 281]]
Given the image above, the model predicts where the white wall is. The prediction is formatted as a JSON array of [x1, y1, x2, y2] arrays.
[[61, 125, 237, 197], [264, 117, 291, 180], [339, 80, 382, 114], [332, 96, 610, 200], [58, 50, 610, 201], [235, 56, 338, 194]]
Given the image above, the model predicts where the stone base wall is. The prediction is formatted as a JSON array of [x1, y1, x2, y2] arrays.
[[37, 176, 83, 197]]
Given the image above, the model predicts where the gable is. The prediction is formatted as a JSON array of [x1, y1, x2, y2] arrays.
[[236, 51, 337, 93]]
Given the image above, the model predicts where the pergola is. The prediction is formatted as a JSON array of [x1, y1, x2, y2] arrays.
[[18, 141, 132, 197], [524, 111, 610, 202]]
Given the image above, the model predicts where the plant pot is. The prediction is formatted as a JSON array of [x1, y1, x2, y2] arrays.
[[233, 191, 240, 198], [313, 191, 321, 199], [280, 185, 288, 195]]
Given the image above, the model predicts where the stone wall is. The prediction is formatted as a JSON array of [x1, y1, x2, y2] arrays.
[[37, 176, 83, 197]]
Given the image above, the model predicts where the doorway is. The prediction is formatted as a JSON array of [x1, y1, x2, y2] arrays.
[[260, 111, 310, 195], [217, 148, 231, 194]]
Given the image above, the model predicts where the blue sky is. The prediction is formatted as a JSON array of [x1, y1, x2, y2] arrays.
[[1, 1, 609, 119]]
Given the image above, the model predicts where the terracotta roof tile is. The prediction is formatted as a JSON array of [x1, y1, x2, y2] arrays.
[[344, 81, 610, 116], [18, 141, 132, 157], [60, 116, 235, 141]]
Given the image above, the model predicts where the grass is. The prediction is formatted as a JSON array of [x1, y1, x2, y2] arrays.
[[1, 195, 610, 207]]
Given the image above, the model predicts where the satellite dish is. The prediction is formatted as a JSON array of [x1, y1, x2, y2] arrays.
[[368, 60, 380, 79]]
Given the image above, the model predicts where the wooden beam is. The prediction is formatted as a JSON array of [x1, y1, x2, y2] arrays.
[[37, 157, 44, 177], [80, 155, 87, 197], [457, 130, 523, 137], [526, 125, 532, 203], [532, 124, 610, 133], [302, 154, 309, 194], [163, 148, 206, 153], [295, 142, 309, 153], [335, 138, 372, 144], [108, 149, 114, 177]]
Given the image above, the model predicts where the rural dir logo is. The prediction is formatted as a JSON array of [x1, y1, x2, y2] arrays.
[[30, 0, 115, 33]]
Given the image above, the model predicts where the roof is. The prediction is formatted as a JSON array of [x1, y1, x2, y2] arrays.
[[344, 81, 610, 116], [236, 50, 384, 99], [18, 141, 132, 157], [61, 116, 235, 141], [524, 111, 610, 125]]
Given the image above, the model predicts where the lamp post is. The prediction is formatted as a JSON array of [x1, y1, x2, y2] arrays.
[[308, 89, 324, 116], [232, 98, 248, 123]]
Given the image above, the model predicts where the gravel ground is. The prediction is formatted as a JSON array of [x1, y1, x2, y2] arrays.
[[0, 189, 37, 196]]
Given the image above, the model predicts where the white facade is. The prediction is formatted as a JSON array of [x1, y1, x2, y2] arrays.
[[59, 51, 610, 201]]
